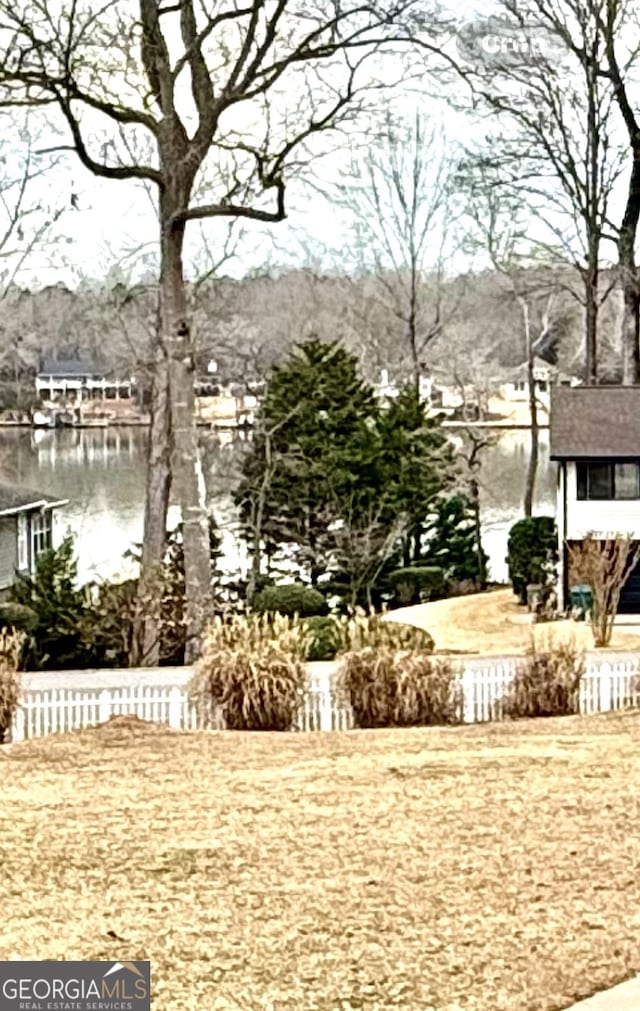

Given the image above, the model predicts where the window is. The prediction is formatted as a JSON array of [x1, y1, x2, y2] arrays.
[[576, 462, 640, 500], [17, 513, 28, 571], [30, 510, 52, 568]]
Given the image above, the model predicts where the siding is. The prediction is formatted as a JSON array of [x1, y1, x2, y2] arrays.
[[565, 462, 640, 539], [0, 516, 17, 590]]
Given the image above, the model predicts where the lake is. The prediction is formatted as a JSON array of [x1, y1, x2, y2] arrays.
[[1, 426, 556, 585]]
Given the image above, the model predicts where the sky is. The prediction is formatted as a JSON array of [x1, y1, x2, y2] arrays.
[[1, 1, 635, 291]]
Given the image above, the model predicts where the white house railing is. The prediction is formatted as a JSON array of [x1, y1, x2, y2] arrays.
[[8, 654, 640, 742]]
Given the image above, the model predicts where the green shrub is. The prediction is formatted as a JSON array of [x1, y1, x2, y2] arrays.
[[10, 536, 92, 670], [190, 613, 309, 731], [499, 637, 584, 719], [337, 647, 460, 728], [303, 615, 341, 661], [507, 517, 558, 605], [387, 566, 445, 606], [0, 602, 38, 635], [336, 610, 434, 654], [0, 629, 24, 744], [252, 583, 328, 617]]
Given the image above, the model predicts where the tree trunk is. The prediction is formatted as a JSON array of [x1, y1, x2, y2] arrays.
[[520, 297, 538, 517], [470, 475, 486, 589], [584, 261, 598, 384], [160, 204, 212, 662], [618, 150, 640, 384], [621, 283, 640, 384], [131, 309, 171, 667]]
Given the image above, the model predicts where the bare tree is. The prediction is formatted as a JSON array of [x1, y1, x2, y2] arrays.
[[335, 112, 460, 396], [0, 115, 64, 403], [453, 0, 628, 384], [0, 0, 444, 662], [567, 533, 640, 646], [462, 181, 566, 516]]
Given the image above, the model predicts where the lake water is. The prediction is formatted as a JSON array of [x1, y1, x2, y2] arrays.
[[2, 426, 556, 585]]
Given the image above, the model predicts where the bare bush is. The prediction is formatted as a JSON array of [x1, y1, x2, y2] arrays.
[[567, 534, 640, 647], [337, 647, 460, 728], [500, 637, 585, 720], [190, 614, 309, 732]]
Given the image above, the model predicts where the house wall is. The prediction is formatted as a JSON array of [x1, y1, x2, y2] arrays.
[[0, 516, 17, 590], [564, 461, 640, 539]]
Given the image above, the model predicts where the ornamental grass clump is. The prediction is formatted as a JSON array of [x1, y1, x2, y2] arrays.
[[500, 636, 585, 720], [0, 629, 24, 744], [190, 613, 309, 731], [337, 647, 460, 729]]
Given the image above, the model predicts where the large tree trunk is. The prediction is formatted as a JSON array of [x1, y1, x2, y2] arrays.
[[618, 153, 640, 384], [131, 326, 171, 667], [584, 260, 598, 384], [621, 283, 640, 384], [160, 202, 212, 662]]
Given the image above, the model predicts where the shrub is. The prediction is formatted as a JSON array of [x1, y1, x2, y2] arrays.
[[507, 517, 558, 605], [0, 602, 38, 635], [252, 583, 328, 617], [337, 647, 460, 728], [500, 637, 585, 719], [190, 613, 309, 731], [10, 536, 92, 670], [0, 629, 24, 743], [387, 566, 445, 606], [303, 615, 341, 661], [336, 610, 434, 654]]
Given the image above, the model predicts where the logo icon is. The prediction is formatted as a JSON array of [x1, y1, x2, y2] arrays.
[[0, 960, 151, 1010], [455, 16, 567, 70]]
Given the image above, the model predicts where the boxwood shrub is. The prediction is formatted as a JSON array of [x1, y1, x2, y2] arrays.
[[252, 582, 329, 617], [387, 566, 445, 606]]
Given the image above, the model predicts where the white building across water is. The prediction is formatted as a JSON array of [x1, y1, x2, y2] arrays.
[[36, 357, 136, 401]]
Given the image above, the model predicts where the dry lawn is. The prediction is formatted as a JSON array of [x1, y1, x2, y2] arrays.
[[1, 714, 640, 1010], [385, 588, 640, 655]]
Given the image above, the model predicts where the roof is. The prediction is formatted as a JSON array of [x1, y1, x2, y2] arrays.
[[38, 357, 101, 377], [0, 484, 68, 517], [512, 356, 555, 377], [550, 386, 640, 459]]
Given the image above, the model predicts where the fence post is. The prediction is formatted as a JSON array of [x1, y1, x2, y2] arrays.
[[98, 688, 111, 724], [168, 686, 183, 730], [461, 668, 475, 724], [599, 662, 612, 713], [318, 669, 333, 731], [11, 701, 25, 743]]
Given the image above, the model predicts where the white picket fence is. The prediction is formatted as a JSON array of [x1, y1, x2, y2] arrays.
[[8, 654, 640, 742]]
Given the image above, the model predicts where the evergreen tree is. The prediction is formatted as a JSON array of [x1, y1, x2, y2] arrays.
[[236, 341, 456, 604], [422, 495, 489, 588]]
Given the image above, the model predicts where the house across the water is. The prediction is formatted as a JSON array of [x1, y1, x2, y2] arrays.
[[36, 357, 136, 402], [0, 484, 68, 595], [550, 386, 640, 615]]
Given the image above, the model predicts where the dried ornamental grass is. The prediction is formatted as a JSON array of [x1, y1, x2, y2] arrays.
[[190, 613, 309, 731], [338, 646, 461, 728], [500, 635, 585, 720], [0, 628, 24, 744]]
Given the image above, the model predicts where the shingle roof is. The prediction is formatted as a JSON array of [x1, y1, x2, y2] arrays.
[[550, 386, 640, 459], [38, 357, 101, 377], [0, 484, 68, 517]]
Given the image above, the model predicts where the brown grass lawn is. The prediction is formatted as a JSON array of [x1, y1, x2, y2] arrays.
[[1, 714, 640, 1010], [385, 588, 640, 655]]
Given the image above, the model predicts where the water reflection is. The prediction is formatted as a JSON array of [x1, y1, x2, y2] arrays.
[[0, 426, 556, 585]]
